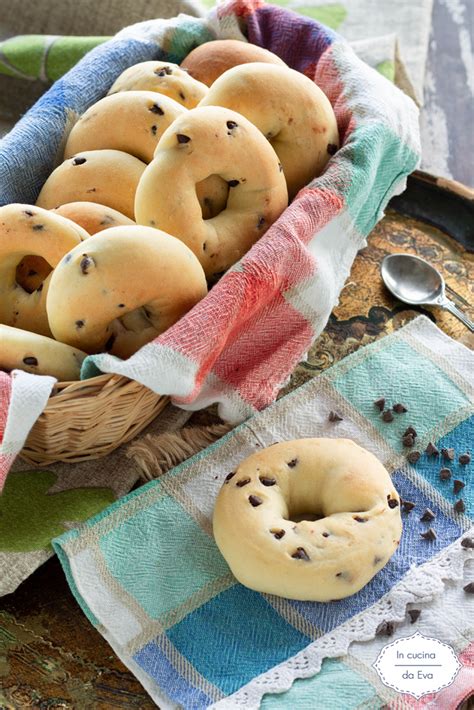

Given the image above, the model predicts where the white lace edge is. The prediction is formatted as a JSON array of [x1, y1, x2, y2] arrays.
[[212, 528, 474, 709]]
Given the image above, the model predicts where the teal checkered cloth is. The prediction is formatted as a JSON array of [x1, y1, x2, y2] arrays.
[[54, 316, 474, 708]]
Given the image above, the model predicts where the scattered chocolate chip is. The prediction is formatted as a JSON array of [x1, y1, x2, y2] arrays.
[[226, 120, 238, 130], [441, 447, 455, 461], [291, 547, 310, 561], [179, 91, 185, 100], [236, 478, 250, 487], [27, 269, 37, 277], [388, 498, 399, 509], [86, 188, 96, 193], [224, 472, 235, 483], [151, 125, 157, 135], [176, 133, 191, 144], [402, 500, 415, 512], [463, 582, 474, 594], [407, 451, 421, 464], [408, 609, 421, 624], [381, 409, 393, 422], [420, 508, 435, 522], [461, 537, 474, 549], [376, 621, 395, 636], [72, 157, 86, 165], [64, 254, 72, 263], [149, 103, 164, 115], [104, 334, 116, 351], [420, 528, 437, 541], [329, 411, 343, 422], [278, 162, 283, 172], [374, 556, 383, 565], [75, 319, 85, 329], [257, 216, 266, 230], [287, 458, 298, 468], [249, 495, 262, 507], [425, 442, 439, 457], [403, 434, 415, 448], [227, 179, 239, 187], [23, 210, 34, 216], [271, 529, 285, 540], [439, 468, 451, 481], [22, 356, 38, 366], [322, 532, 330, 537], [374, 397, 385, 411], [393, 403, 407, 413], [259, 476, 276, 486], [36, 283, 43, 292], [32, 223, 44, 231], [459, 453, 471, 465], [155, 65, 173, 76], [404, 426, 417, 438], [117, 303, 125, 308], [453, 479, 465, 495], [80, 255, 94, 274], [454, 499, 465, 514], [354, 516, 368, 522], [327, 143, 337, 156]]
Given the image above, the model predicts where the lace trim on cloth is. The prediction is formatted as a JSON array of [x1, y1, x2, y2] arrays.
[[212, 530, 474, 709]]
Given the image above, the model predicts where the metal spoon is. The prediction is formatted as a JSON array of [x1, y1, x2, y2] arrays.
[[381, 253, 474, 332]]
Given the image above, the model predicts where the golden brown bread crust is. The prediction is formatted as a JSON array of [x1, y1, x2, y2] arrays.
[[213, 439, 402, 601], [53, 202, 135, 235], [181, 39, 286, 86]]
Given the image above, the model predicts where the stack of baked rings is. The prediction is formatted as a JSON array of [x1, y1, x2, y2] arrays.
[[1, 40, 340, 381]]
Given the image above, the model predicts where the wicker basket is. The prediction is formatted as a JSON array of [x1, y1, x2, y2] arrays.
[[20, 373, 169, 466]]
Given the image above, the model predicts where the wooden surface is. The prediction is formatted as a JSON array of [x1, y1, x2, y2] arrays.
[[1, 200, 473, 708]]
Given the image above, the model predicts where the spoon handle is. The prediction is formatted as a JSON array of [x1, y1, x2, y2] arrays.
[[442, 298, 474, 332]]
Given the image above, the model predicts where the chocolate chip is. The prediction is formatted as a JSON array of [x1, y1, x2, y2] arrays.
[[278, 162, 283, 172], [86, 188, 96, 193], [393, 403, 407, 413], [441, 447, 455, 461], [403, 434, 414, 448], [376, 621, 395, 636], [176, 134, 191, 144], [227, 179, 239, 187], [402, 500, 415, 512], [328, 411, 343, 422], [382, 409, 394, 422], [461, 537, 474, 549], [322, 532, 330, 537], [75, 319, 85, 329], [249, 495, 262, 507], [374, 397, 385, 411], [257, 216, 266, 230], [407, 451, 421, 464], [459, 453, 471, 465], [374, 556, 383, 565], [408, 609, 421, 624], [259, 476, 276, 486], [224, 472, 235, 483], [388, 498, 399, 509], [36, 283, 43, 292], [155, 66, 173, 76], [27, 270, 37, 277], [425, 442, 439, 457], [453, 479, 465, 494], [236, 478, 250, 487], [287, 458, 298, 468], [179, 91, 185, 100], [64, 254, 72, 263], [151, 125, 157, 135], [439, 468, 451, 480], [404, 426, 417, 438], [226, 120, 238, 130], [104, 334, 116, 351], [463, 582, 474, 594], [420, 508, 435, 522], [327, 143, 337, 156], [72, 157, 86, 165], [32, 224, 44, 231], [149, 103, 164, 115], [420, 528, 437, 541], [117, 304, 125, 308], [271, 529, 285, 539], [23, 210, 34, 217], [454, 499, 465, 514], [354, 516, 368, 522], [80, 255, 94, 274], [22, 356, 38, 366], [291, 547, 310, 561]]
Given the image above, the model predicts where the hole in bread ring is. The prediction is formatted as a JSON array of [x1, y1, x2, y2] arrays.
[[135, 106, 288, 279], [0, 205, 88, 336], [46, 225, 208, 358], [213, 438, 402, 601]]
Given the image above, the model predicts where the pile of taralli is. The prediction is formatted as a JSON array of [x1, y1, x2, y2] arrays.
[[0, 39, 339, 381]]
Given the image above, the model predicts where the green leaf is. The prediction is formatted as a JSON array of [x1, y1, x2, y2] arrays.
[[0, 470, 114, 552], [376, 60, 395, 82]]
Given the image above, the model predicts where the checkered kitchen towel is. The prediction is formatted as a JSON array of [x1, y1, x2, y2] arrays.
[[0, 0, 420, 490], [54, 317, 474, 709]]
